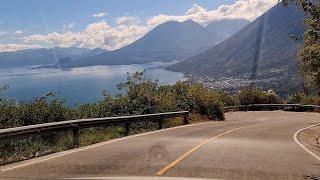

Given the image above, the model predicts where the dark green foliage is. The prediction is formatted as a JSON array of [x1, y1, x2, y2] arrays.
[[300, 2, 320, 95], [0, 93, 72, 129], [283, 0, 320, 95], [76, 72, 226, 121], [1, 72, 319, 165], [287, 93, 320, 105], [236, 87, 284, 105], [0, 72, 227, 165]]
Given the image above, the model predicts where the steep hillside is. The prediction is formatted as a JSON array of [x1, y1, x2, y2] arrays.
[[206, 19, 250, 44], [64, 19, 249, 67], [168, 4, 305, 95]]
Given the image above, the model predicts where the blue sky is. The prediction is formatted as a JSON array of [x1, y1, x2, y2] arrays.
[[0, 0, 277, 51], [0, 0, 233, 33]]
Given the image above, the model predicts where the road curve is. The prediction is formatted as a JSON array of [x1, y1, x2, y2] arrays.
[[0, 111, 319, 180]]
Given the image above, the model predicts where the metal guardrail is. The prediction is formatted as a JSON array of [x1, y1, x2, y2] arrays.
[[0, 111, 189, 148], [224, 104, 320, 112]]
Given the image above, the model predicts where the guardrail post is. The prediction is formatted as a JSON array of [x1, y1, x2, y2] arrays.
[[124, 123, 130, 136], [0, 111, 190, 147], [183, 114, 189, 125], [72, 128, 80, 148], [158, 119, 163, 129]]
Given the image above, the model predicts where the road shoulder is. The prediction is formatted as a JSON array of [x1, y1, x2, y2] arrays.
[[295, 123, 320, 161]]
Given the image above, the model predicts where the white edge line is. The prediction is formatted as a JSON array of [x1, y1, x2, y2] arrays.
[[0, 121, 216, 172], [293, 122, 320, 162]]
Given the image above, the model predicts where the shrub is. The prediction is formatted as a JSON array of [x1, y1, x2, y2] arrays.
[[287, 93, 320, 105], [0, 72, 228, 165], [236, 87, 283, 105]]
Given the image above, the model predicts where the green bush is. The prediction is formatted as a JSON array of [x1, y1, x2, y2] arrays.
[[0, 93, 73, 129], [236, 87, 283, 105], [2, 72, 320, 165], [1, 72, 226, 129], [0, 71, 228, 165], [287, 93, 320, 105], [77, 72, 226, 121]]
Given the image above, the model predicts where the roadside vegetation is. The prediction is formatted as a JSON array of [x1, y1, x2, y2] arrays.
[[283, 0, 320, 95], [1, 71, 320, 165], [1, 0, 319, 166], [0, 71, 225, 130], [0, 72, 225, 165]]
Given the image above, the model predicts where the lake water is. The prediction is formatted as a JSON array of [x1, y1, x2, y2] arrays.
[[0, 61, 186, 106]]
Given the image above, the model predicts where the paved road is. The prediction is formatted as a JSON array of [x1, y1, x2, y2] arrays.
[[0, 111, 319, 180]]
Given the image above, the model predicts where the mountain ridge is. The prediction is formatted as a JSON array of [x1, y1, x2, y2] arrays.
[[0, 47, 90, 68], [168, 3, 305, 95], [61, 19, 249, 67], [0, 18, 249, 69]]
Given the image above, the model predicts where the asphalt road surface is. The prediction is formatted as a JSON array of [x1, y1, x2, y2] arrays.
[[0, 111, 319, 180]]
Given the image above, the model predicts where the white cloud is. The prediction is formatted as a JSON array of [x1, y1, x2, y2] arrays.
[[0, 44, 41, 52], [14, 30, 23, 34], [24, 20, 149, 50], [92, 12, 107, 18], [115, 16, 141, 26], [16, 0, 277, 52], [147, 0, 278, 26]]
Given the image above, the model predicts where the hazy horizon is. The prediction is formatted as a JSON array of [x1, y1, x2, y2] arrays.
[[0, 0, 277, 52]]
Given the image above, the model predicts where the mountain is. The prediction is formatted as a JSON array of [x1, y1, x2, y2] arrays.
[[62, 19, 249, 67], [168, 3, 305, 95], [0, 47, 90, 68], [206, 19, 251, 44], [81, 48, 109, 57], [30, 48, 109, 69], [54, 48, 110, 68]]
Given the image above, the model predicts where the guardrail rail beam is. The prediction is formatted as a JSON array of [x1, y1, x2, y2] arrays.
[[0, 111, 189, 149]]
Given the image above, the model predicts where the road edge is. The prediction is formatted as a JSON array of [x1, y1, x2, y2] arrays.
[[0, 121, 216, 172], [293, 122, 320, 162]]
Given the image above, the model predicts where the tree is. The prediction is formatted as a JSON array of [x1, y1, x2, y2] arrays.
[[282, 0, 320, 95]]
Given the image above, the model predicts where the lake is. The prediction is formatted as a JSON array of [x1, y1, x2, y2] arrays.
[[0, 61, 186, 106]]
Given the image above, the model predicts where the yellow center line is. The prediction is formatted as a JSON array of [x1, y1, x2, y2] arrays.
[[154, 123, 262, 176]]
